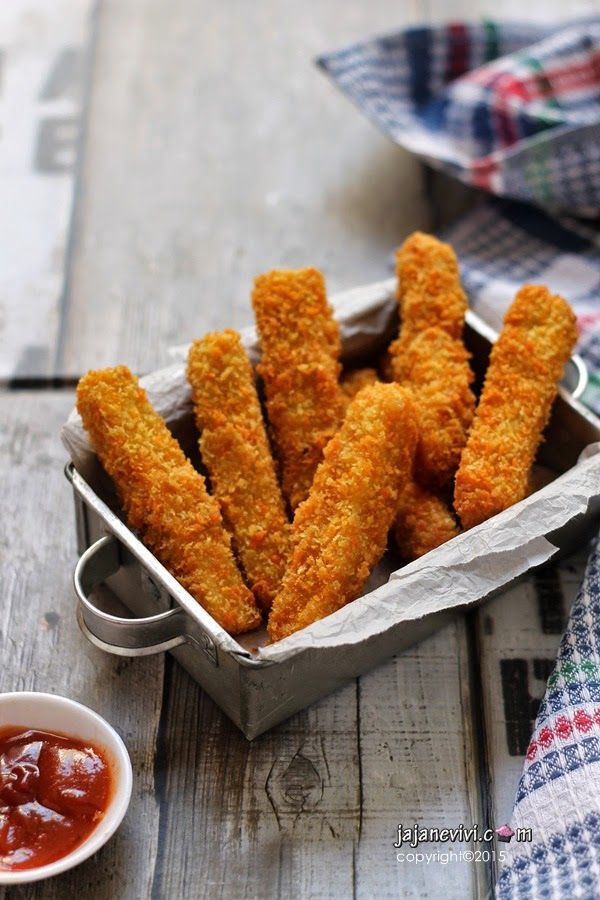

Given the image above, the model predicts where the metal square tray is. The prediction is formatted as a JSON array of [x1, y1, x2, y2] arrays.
[[65, 281, 600, 739]]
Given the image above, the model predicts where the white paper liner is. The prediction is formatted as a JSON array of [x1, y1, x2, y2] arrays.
[[61, 280, 600, 663]]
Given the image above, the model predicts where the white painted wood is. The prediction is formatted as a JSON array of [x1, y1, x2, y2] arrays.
[[424, 0, 597, 21], [57, 0, 431, 376], [0, 1, 92, 379]]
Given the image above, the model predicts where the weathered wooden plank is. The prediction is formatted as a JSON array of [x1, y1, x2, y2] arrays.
[[0, 2, 93, 380], [355, 619, 482, 899], [424, 0, 597, 20], [0, 391, 164, 899], [57, 0, 431, 376], [150, 623, 479, 899], [151, 660, 358, 899]]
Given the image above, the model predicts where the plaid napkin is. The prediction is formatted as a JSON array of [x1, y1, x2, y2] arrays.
[[318, 19, 600, 216], [496, 535, 600, 898], [320, 19, 600, 898]]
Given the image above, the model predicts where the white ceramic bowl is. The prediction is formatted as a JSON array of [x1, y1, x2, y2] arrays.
[[0, 692, 133, 885]]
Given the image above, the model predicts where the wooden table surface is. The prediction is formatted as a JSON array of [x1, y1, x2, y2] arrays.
[[0, 2, 596, 898]]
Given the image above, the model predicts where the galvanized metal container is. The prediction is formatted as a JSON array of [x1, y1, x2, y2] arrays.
[[65, 281, 600, 739]]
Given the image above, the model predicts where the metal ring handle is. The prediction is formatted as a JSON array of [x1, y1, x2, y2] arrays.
[[74, 535, 189, 657], [567, 354, 588, 401]]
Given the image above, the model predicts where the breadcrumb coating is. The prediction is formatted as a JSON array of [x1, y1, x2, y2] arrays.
[[252, 268, 345, 510], [389, 232, 475, 486], [393, 479, 460, 560], [267, 383, 418, 641], [76, 365, 261, 634], [393, 327, 476, 486], [393, 230, 468, 350], [187, 330, 290, 609], [454, 285, 578, 530], [339, 372, 455, 562], [340, 367, 378, 407]]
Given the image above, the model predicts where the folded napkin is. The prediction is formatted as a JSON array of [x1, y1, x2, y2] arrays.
[[319, 19, 600, 216], [497, 535, 600, 898], [320, 18, 600, 899]]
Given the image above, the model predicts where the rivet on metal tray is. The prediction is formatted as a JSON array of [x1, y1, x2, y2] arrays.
[[191, 630, 218, 667]]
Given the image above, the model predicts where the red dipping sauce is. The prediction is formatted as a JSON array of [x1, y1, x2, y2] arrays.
[[0, 727, 112, 871]]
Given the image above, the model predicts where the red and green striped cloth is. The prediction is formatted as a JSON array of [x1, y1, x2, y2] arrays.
[[319, 18, 600, 216]]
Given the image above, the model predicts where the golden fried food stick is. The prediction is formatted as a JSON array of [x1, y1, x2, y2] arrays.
[[393, 230, 468, 349], [340, 367, 378, 406], [455, 285, 577, 530], [394, 327, 476, 486], [267, 383, 418, 641], [187, 330, 290, 609], [339, 366, 456, 558], [76, 366, 261, 634], [388, 232, 476, 486], [252, 268, 346, 510], [393, 479, 459, 560]]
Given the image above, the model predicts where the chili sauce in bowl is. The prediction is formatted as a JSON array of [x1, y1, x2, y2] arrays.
[[0, 727, 112, 871], [0, 693, 132, 885]]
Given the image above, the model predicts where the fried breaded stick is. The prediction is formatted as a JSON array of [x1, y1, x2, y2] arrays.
[[267, 383, 418, 641], [339, 368, 456, 558], [187, 330, 290, 609], [393, 230, 468, 349], [394, 327, 476, 486], [388, 232, 476, 486], [393, 479, 459, 560], [76, 366, 261, 634], [340, 367, 378, 406], [252, 268, 346, 510], [455, 285, 577, 529]]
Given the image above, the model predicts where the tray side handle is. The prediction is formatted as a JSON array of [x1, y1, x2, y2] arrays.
[[566, 354, 588, 401], [74, 535, 190, 657]]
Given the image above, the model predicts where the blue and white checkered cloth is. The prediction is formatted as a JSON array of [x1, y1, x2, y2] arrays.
[[320, 19, 600, 898], [496, 536, 600, 899], [318, 18, 600, 216]]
